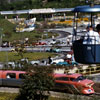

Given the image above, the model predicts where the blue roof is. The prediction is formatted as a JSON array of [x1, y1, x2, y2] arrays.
[[73, 5, 100, 12]]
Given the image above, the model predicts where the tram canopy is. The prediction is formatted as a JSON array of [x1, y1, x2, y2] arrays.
[[73, 5, 100, 13]]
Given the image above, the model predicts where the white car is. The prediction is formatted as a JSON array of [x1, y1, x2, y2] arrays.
[[51, 59, 64, 64], [30, 60, 40, 65], [48, 40, 56, 45], [8, 62, 15, 67]]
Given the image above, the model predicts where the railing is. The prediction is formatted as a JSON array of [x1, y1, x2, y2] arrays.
[[65, 66, 100, 75], [73, 35, 100, 44]]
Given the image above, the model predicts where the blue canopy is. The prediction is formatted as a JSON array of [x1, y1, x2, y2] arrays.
[[73, 5, 100, 12]]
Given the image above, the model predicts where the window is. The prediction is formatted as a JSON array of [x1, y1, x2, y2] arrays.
[[55, 77, 69, 81], [6, 73, 16, 79], [73, 76, 86, 82], [70, 78, 75, 81], [19, 74, 25, 79]]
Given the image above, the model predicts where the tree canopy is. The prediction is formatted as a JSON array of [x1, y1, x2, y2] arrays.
[[0, 0, 87, 11], [16, 66, 55, 100]]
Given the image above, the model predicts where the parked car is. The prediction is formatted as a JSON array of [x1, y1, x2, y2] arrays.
[[8, 62, 16, 67], [32, 42, 47, 46], [53, 73, 94, 94], [53, 48, 61, 53], [56, 61, 78, 66], [51, 59, 64, 64], [10, 47, 26, 52], [1, 41, 10, 47], [29, 60, 40, 66], [46, 48, 61, 53], [48, 39, 56, 45], [8, 61, 21, 68]]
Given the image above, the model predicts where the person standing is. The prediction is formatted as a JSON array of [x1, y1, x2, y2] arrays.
[[96, 24, 100, 35], [48, 56, 52, 64], [83, 26, 100, 44]]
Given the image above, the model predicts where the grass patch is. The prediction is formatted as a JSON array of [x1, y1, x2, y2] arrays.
[[0, 92, 18, 100], [0, 19, 58, 42], [0, 93, 67, 100], [0, 52, 57, 62], [0, 19, 42, 41]]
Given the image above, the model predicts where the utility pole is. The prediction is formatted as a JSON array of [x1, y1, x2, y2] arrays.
[[0, 28, 3, 47]]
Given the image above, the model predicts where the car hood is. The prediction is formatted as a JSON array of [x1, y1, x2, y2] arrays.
[[78, 79, 94, 87]]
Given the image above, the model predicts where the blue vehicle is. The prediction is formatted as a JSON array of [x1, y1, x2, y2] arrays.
[[46, 48, 61, 53], [53, 48, 61, 53], [56, 61, 78, 66]]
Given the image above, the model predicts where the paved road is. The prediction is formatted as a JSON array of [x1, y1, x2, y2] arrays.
[[48, 27, 73, 34], [47, 27, 72, 42], [0, 87, 99, 100], [0, 87, 19, 93], [0, 28, 72, 52], [26, 46, 71, 52], [0, 47, 14, 51]]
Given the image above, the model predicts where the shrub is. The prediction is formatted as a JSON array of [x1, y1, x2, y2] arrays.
[[16, 66, 54, 100]]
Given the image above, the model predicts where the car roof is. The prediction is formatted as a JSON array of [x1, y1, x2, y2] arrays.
[[54, 73, 81, 79], [0, 70, 26, 74]]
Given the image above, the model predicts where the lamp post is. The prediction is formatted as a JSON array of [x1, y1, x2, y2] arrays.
[[0, 28, 3, 47], [85, 0, 95, 26]]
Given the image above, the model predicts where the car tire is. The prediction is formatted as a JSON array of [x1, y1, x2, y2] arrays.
[[34, 63, 38, 66], [73, 64, 77, 67]]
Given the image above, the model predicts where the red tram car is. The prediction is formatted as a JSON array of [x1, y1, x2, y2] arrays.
[[0, 70, 26, 87], [53, 73, 95, 94]]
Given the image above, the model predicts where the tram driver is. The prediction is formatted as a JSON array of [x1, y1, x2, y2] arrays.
[[83, 25, 100, 44]]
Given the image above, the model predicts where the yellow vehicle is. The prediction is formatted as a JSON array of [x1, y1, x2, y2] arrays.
[[10, 47, 26, 52]]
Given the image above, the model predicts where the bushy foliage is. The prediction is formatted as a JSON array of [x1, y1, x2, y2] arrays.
[[16, 66, 55, 100], [0, 0, 86, 11]]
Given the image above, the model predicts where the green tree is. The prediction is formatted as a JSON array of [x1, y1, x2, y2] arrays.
[[16, 66, 54, 100], [0, 0, 86, 11], [0, 0, 8, 10]]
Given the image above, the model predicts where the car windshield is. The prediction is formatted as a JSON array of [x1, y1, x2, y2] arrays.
[[71, 76, 86, 82]]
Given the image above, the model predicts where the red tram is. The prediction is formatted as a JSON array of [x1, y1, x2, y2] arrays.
[[0, 70, 95, 94], [0, 70, 26, 87], [53, 73, 94, 94]]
